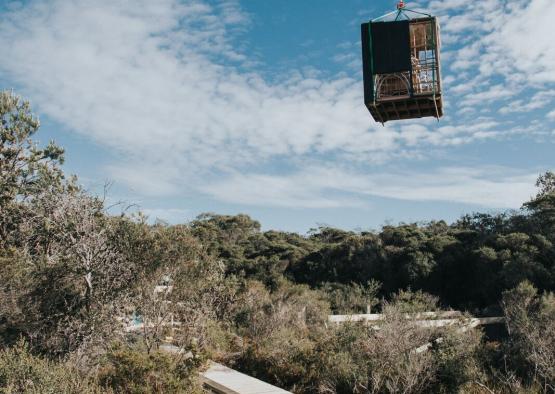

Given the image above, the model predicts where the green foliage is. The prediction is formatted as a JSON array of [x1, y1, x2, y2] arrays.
[[190, 213, 315, 290], [289, 231, 385, 287], [502, 282, 555, 389], [0, 91, 65, 202], [321, 280, 381, 314], [432, 327, 483, 393], [525, 171, 555, 215], [97, 345, 203, 394], [0, 340, 102, 394], [3, 189, 133, 356], [184, 192, 555, 313], [235, 320, 368, 393], [390, 288, 440, 313], [0, 91, 66, 248]]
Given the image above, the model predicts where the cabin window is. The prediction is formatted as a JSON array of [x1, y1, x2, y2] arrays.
[[409, 21, 439, 95]]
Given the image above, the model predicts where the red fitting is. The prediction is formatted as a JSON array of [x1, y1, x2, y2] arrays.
[[397, 0, 405, 9]]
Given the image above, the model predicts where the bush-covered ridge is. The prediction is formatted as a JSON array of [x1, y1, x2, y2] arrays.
[[1, 91, 554, 393]]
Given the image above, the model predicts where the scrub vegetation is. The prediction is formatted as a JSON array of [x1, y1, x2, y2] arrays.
[[1, 91, 554, 393]]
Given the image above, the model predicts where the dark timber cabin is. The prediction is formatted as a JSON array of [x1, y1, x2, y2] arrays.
[[361, 2, 443, 123]]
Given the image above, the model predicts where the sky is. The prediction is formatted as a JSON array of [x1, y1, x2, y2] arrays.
[[0, 0, 554, 233]]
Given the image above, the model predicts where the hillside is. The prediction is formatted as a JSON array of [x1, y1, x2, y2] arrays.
[[1, 91, 555, 393]]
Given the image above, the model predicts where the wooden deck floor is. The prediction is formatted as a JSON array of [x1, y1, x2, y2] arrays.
[[201, 362, 292, 394]]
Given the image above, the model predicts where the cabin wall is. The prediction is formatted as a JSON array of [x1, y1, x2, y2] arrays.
[[360, 23, 375, 105], [370, 21, 411, 74]]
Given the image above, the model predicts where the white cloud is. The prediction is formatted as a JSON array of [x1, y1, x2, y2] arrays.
[[500, 91, 555, 114], [107, 163, 181, 196], [363, 168, 536, 208], [436, 0, 555, 102], [429, 0, 555, 130], [140, 208, 191, 223], [200, 168, 365, 209], [460, 84, 519, 106], [202, 165, 538, 209], [428, 0, 468, 13], [0, 0, 381, 166], [488, 0, 555, 84]]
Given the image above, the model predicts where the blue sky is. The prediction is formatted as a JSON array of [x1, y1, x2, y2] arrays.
[[1, 0, 554, 233]]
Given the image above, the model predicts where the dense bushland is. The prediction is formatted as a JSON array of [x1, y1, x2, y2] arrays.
[[1, 91, 554, 393]]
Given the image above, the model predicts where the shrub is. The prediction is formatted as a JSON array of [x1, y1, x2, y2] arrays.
[[502, 281, 555, 390], [0, 340, 100, 394], [97, 345, 203, 394]]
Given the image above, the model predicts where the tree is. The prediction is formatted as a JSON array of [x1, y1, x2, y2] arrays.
[[533, 172, 555, 199], [502, 282, 555, 390], [14, 190, 134, 356], [524, 171, 555, 231], [0, 90, 65, 246]]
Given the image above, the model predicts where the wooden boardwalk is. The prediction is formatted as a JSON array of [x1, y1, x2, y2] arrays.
[[327, 310, 463, 324], [327, 312, 505, 354], [328, 311, 504, 329], [201, 362, 291, 394]]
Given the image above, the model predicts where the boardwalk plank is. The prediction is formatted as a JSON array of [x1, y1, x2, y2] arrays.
[[201, 362, 292, 394]]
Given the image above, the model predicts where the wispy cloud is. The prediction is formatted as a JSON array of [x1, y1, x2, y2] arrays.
[[434, 0, 555, 103], [201, 165, 538, 209], [500, 91, 555, 115], [140, 208, 191, 223]]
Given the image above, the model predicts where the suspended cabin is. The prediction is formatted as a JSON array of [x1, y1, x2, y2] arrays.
[[361, 3, 443, 123]]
